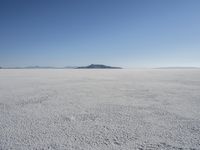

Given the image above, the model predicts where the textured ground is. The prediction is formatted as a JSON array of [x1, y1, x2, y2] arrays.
[[0, 69, 200, 150]]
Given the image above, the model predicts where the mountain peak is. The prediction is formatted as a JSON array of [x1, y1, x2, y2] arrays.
[[76, 64, 122, 69]]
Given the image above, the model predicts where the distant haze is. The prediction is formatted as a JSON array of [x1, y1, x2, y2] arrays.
[[0, 0, 200, 68]]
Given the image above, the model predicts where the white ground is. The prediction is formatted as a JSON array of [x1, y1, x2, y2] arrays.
[[0, 69, 200, 150]]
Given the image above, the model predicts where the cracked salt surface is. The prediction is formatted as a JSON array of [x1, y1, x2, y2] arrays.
[[0, 69, 200, 149]]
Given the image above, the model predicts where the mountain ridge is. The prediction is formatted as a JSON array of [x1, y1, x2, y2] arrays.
[[76, 64, 122, 69]]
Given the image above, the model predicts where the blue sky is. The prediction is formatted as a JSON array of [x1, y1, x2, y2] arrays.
[[0, 0, 200, 68]]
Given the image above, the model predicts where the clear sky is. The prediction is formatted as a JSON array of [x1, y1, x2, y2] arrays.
[[0, 0, 200, 68]]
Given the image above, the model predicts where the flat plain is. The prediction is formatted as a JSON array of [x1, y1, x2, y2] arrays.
[[0, 69, 200, 150]]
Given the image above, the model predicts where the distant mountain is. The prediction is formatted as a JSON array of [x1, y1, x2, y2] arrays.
[[24, 66, 59, 69], [2, 66, 62, 69], [0, 65, 122, 69], [64, 66, 77, 69], [76, 64, 122, 69]]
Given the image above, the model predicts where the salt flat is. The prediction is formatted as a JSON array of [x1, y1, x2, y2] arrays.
[[0, 69, 200, 150]]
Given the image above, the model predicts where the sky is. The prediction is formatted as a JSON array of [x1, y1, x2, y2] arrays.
[[0, 0, 200, 68]]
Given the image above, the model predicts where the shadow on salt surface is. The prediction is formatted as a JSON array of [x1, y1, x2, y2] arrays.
[[15, 90, 57, 107]]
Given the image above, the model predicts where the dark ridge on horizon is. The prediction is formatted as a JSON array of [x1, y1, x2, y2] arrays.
[[1, 66, 200, 69], [0, 64, 122, 69], [76, 64, 122, 69]]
